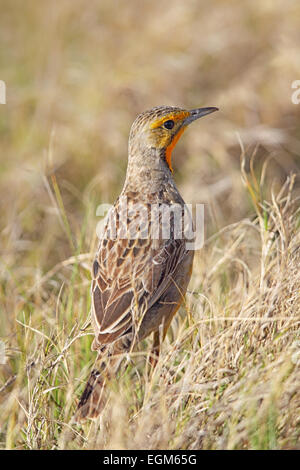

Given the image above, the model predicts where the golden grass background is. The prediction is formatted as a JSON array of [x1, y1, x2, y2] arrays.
[[0, 0, 299, 449]]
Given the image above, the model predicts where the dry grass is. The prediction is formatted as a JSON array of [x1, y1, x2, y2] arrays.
[[0, 0, 299, 449]]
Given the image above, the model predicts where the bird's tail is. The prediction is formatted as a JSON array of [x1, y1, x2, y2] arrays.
[[74, 368, 107, 421], [74, 348, 126, 422], [74, 334, 134, 421]]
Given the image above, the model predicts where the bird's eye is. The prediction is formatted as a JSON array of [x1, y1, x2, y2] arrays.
[[163, 120, 175, 130]]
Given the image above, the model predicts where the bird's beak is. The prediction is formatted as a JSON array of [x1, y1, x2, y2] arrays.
[[184, 107, 219, 125]]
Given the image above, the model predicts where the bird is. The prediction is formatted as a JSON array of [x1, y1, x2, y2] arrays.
[[75, 105, 218, 420]]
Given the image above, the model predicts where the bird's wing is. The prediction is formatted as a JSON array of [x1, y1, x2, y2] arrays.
[[91, 199, 188, 347]]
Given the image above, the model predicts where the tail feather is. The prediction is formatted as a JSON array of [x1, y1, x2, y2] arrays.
[[74, 334, 134, 422], [75, 369, 107, 421]]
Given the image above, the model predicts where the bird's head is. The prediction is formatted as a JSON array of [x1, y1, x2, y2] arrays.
[[129, 105, 218, 172]]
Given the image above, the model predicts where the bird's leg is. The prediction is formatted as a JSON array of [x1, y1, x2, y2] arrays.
[[149, 330, 160, 368], [149, 312, 177, 370]]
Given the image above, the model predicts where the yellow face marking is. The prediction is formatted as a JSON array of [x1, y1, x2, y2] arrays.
[[150, 111, 190, 129], [165, 126, 186, 172]]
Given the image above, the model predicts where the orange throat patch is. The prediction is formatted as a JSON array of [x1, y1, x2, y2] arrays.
[[165, 127, 186, 172]]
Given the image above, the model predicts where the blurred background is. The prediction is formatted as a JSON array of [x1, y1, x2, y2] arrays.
[[0, 0, 299, 449], [0, 0, 299, 272]]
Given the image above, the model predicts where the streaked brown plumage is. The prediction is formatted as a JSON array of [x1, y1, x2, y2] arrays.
[[75, 105, 218, 420]]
